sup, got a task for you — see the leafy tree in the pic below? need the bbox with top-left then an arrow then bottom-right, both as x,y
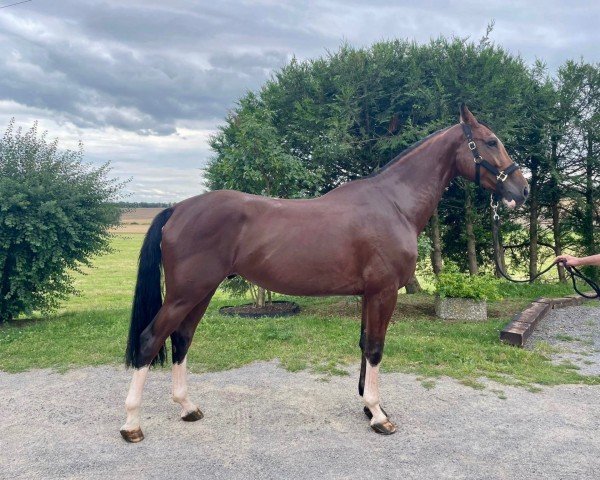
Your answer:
0,121 -> 123,322
206,93 -> 322,198
208,34 -> 600,283
555,61 -> 600,280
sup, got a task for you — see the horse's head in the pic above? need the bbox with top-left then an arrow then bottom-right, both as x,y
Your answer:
456,104 -> 529,209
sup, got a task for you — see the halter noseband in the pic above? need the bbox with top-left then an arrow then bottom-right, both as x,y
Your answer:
461,123 -> 520,193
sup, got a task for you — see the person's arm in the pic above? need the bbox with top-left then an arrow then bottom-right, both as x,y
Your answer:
554,254 -> 600,267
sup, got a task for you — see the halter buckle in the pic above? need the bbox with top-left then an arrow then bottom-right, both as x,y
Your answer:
497,171 -> 508,182
468,141 -> 477,151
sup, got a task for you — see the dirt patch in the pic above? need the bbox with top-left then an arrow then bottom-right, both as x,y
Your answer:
220,300 -> 301,318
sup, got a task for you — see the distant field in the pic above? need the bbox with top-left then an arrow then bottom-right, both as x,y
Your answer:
111,207 -> 164,234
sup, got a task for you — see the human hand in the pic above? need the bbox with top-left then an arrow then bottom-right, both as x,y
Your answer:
554,254 -> 580,267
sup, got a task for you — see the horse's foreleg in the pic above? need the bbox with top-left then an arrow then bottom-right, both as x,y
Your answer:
362,286 -> 398,435
120,366 -> 149,442
358,298 -> 367,396
364,363 -> 393,432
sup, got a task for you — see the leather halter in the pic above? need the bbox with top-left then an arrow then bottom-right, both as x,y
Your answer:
461,123 -> 520,193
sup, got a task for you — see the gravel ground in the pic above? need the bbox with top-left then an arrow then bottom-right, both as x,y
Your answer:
1,356 -> 599,480
527,303 -> 600,375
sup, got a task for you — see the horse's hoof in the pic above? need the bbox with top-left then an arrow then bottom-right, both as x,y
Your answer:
181,408 -> 204,422
120,428 -> 144,443
371,420 -> 397,435
363,406 -> 389,420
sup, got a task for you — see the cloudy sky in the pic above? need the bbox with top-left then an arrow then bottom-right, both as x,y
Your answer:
1,0 -> 598,202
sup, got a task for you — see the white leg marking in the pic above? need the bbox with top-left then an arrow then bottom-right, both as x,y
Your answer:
172,356 -> 199,417
121,366 -> 149,432
363,362 -> 387,425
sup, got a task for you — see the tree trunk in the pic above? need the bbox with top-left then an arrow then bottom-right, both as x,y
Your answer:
429,209 -> 443,275
405,274 -> 422,294
465,186 -> 478,275
549,139 -> 566,282
529,157 -> 539,282
583,132 -> 597,281
248,284 -> 258,306
551,201 -> 566,282
256,287 -> 266,308
583,133 -> 595,254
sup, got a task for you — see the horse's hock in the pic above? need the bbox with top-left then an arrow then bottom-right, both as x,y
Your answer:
435,297 -> 487,321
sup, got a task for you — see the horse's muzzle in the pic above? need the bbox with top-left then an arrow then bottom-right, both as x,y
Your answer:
500,180 -> 529,208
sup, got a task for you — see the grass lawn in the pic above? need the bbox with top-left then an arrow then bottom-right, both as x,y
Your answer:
0,234 -> 598,392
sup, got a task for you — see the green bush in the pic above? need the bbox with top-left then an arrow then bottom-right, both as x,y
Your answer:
434,266 -> 502,301
0,121 -> 123,322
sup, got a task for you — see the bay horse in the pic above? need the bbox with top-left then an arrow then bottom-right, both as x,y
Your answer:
120,105 -> 529,442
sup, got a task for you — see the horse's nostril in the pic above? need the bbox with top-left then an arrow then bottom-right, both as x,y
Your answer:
523,187 -> 529,197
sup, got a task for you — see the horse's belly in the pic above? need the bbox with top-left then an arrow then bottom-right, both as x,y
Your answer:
246,273 -> 363,297
236,252 -> 364,296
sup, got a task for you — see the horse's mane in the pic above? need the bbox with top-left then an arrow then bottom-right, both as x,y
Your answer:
365,126 -> 452,178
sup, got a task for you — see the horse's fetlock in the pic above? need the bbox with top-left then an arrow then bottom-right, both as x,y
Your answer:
363,391 -> 379,409
172,387 -> 188,404
125,398 -> 139,413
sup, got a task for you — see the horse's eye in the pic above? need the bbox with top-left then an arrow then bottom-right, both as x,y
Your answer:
487,139 -> 498,147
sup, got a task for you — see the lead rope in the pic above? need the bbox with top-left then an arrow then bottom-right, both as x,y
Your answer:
490,195 -> 600,298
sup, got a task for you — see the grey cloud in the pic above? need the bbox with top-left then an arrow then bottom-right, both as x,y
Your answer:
4,0 -> 597,136
0,1 -> 307,135
210,51 -> 289,73
0,0 -> 598,201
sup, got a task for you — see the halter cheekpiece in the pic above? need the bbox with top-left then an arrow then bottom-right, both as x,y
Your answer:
461,123 -> 520,194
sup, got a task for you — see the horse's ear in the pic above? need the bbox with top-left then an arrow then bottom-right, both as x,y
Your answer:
459,103 -> 479,126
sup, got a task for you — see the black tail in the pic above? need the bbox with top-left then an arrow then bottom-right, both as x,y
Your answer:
125,208 -> 174,368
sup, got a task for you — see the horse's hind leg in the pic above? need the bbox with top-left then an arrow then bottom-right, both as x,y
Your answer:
170,289 -> 216,421
120,298 -> 197,442
121,366 -> 150,442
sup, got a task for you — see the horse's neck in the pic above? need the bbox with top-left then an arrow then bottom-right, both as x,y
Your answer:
374,125 -> 461,233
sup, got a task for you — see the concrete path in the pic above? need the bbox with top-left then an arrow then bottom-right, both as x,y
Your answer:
528,303 -> 600,375
1,356 -> 599,480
